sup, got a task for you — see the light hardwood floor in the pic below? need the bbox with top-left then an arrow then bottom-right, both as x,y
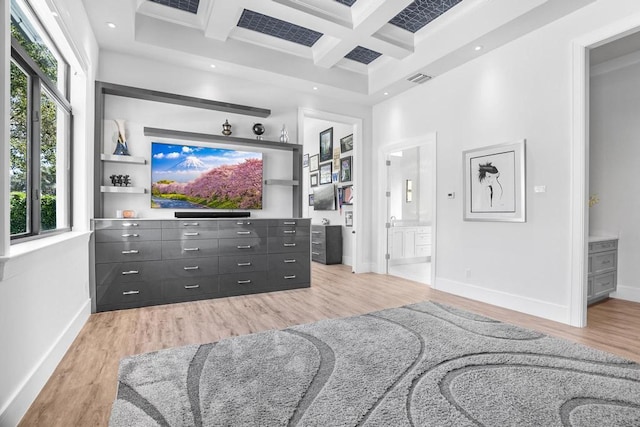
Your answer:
19,263 -> 640,426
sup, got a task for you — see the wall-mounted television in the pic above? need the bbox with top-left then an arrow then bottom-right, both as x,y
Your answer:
151,142 -> 263,209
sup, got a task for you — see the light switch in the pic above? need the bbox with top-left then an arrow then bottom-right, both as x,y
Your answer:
534,185 -> 546,193
447,192 -> 455,199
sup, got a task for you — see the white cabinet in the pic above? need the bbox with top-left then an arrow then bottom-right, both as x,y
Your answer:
390,226 -> 431,261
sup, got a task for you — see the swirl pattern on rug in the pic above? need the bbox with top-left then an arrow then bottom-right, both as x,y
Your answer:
109,301 -> 640,426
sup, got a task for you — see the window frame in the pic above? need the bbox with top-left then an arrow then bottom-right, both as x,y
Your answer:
10,30 -> 72,242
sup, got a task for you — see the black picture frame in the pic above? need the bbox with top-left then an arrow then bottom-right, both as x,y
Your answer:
340,134 -> 353,153
310,173 -> 318,187
319,162 -> 332,185
308,194 -> 314,206
319,128 -> 333,162
340,156 -> 352,182
309,154 -> 319,172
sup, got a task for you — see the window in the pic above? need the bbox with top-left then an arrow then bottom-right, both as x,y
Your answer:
10,0 -> 71,240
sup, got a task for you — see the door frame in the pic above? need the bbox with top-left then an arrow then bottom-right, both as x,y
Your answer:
378,133 -> 437,286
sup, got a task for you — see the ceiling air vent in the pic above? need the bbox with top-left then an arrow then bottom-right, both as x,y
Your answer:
407,73 -> 432,84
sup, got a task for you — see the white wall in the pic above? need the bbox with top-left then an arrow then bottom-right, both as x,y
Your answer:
302,118 -> 354,264
373,0 -> 640,324
590,58 -> 640,302
0,0 -> 98,425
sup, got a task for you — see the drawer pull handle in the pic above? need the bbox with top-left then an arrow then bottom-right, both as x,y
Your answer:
284,243 -> 296,247
121,233 -> 139,238
236,221 -> 251,225
312,242 -> 321,245
312,231 -> 321,234
183,222 -> 199,226
183,266 -> 200,271
237,262 -> 252,266
123,223 -> 139,227
284,230 -> 296,234
284,259 -> 296,263
184,232 -> 199,236
237,231 -> 251,235
184,284 -> 200,289
312,252 -> 320,255
184,247 -> 200,252
237,245 -> 252,249
123,290 -> 140,295
284,221 -> 296,225
237,280 -> 252,284
602,260 -> 611,264
122,250 -> 139,254
284,275 -> 296,280
121,270 -> 139,275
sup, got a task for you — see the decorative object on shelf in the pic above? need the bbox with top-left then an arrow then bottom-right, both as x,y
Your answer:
345,210 -> 353,227
310,173 -> 318,187
319,162 -> 332,185
463,139 -> 526,222
340,134 -> 353,153
222,119 -> 232,136
122,209 -> 137,218
252,123 -> 265,140
109,174 -> 132,186
279,124 -> 289,143
589,194 -> 599,207
322,218 -> 330,225
309,154 -> 319,171
116,210 -> 124,219
112,119 -> 130,156
319,127 -> 333,162
340,156 -> 352,182
303,154 -> 309,168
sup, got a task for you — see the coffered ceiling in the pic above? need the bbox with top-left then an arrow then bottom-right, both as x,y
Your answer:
82,0 -> 596,103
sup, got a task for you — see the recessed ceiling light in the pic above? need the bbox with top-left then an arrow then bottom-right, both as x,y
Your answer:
384,92 -> 389,96
474,45 -> 483,51
313,87 -> 318,91
210,64 -> 216,69
51,11 -> 58,17
107,22 -> 116,29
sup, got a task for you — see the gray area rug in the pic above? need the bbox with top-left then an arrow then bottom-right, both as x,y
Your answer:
109,301 -> 640,426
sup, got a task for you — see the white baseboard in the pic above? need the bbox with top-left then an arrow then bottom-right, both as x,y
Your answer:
0,299 -> 90,427
611,285 -> 640,303
435,278 -> 570,324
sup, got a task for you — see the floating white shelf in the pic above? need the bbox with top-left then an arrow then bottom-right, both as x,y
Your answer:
101,154 -> 146,164
100,186 -> 147,194
264,179 -> 299,186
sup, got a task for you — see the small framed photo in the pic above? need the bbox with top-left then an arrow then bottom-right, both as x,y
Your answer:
308,194 -> 314,206
340,156 -> 352,182
319,162 -> 332,185
463,139 -> 526,222
340,134 -> 353,153
340,185 -> 353,205
319,128 -> 333,162
310,173 -> 318,187
345,210 -> 353,227
303,154 -> 309,168
309,154 -> 319,172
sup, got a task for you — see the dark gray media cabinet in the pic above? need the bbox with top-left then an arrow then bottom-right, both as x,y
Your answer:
90,218 -> 311,312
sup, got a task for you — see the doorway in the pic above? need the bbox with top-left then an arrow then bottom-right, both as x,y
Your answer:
381,135 -> 437,286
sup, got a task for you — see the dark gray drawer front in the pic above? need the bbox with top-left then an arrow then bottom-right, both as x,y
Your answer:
220,219 -> 268,227
311,239 -> 326,252
93,220 -> 161,231
162,220 -> 219,229
267,270 -> 310,287
268,236 -> 310,253
163,276 -> 218,298
96,242 -> 162,263
217,226 -> 268,239
268,253 -> 310,272
96,261 -> 166,286
218,254 -> 268,274
219,272 -> 269,296
162,240 -> 219,259
96,280 -> 161,308
267,219 -> 310,227
218,237 -> 267,254
95,229 -> 162,243
311,250 -> 327,263
589,240 -> 617,253
164,257 -> 218,277
162,228 -> 219,241
268,226 -> 310,238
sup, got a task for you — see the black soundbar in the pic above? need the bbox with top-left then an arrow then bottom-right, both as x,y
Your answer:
174,211 -> 250,219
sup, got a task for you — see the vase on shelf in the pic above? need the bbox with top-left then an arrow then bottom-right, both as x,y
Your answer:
252,123 -> 265,140
222,119 -> 232,136
279,124 -> 289,143
112,119 -> 130,156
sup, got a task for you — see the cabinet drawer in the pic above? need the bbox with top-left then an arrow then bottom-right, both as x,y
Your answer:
161,220 -> 218,229
592,272 -> 616,298
589,240 -> 617,253
163,276 -> 218,299
218,237 -> 267,254
96,242 -> 162,263
267,270 -> 310,288
415,244 -> 432,257
268,226 -> 310,238
93,220 -> 160,231
161,239 -> 219,259
268,219 -> 310,227
161,228 -> 219,241
163,257 -> 218,277
311,250 -> 326,263
587,277 -> 594,299
96,261 -> 165,286
268,253 -> 309,270
311,228 -> 326,238
311,239 -> 326,252
95,229 -> 162,243
217,226 -> 268,239
268,236 -> 310,253
219,272 -> 269,296
590,251 -> 616,274
268,254 -> 310,284
96,280 -> 161,308
415,233 -> 431,246
218,254 -> 268,274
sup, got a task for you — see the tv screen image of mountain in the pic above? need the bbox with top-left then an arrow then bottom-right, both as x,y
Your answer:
151,142 -> 263,210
